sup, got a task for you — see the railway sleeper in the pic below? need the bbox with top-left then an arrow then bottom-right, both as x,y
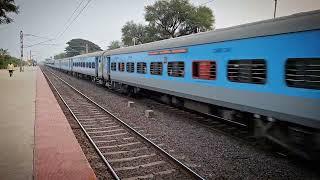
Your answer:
56,69 -> 320,160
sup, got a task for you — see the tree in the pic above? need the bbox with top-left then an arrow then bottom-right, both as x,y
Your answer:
54,52 -> 66,59
180,6 -> 215,35
0,48 -> 9,56
0,0 -> 19,24
121,21 -> 162,46
65,39 -> 102,57
0,49 -> 23,69
121,21 -> 147,46
145,0 -> 214,38
108,40 -> 121,50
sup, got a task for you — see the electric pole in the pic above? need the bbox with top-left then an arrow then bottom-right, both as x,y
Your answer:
86,44 -> 88,54
274,0 -> 278,19
20,30 -> 23,72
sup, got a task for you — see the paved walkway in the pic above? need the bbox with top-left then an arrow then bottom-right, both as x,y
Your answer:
0,66 -> 96,179
0,67 -> 36,180
35,67 -> 96,179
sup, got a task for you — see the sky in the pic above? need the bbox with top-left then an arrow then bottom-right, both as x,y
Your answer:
0,0 -> 319,61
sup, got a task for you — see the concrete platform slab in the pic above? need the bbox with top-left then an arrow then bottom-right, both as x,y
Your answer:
0,67 -> 36,180
35,68 -> 96,180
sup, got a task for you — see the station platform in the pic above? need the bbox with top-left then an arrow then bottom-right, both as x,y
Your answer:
0,67 -> 96,179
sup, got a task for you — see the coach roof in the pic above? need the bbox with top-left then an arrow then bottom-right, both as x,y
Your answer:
103,10 -> 320,56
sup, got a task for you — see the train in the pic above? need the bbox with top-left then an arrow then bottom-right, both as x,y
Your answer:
46,10 -> 320,159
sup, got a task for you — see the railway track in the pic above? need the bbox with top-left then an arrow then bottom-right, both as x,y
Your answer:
42,67 -> 204,180
46,67 -> 287,158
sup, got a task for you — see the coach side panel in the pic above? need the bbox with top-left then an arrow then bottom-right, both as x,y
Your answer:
109,30 -> 320,128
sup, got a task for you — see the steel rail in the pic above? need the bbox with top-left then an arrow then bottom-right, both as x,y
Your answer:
44,67 -> 205,180
41,68 -> 121,180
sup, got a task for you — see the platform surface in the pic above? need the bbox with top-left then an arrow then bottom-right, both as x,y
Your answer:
35,67 -> 96,180
0,67 -> 36,180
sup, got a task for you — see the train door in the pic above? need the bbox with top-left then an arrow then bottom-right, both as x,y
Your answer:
98,56 -> 104,79
95,56 -> 99,77
106,56 -> 111,80
70,58 -> 73,71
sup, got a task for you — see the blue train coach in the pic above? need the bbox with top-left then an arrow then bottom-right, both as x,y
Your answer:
48,10 -> 320,159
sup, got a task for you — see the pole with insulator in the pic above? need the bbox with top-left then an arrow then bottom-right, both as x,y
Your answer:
274,0 -> 278,19
20,30 -> 23,72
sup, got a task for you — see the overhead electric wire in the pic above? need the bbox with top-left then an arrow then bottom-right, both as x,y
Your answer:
59,0 -> 86,36
24,34 -> 54,40
25,39 -> 55,48
56,0 -> 93,39
25,0 -> 92,48
200,0 -> 214,6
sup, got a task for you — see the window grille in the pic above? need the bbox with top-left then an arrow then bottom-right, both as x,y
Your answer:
137,62 -> 147,74
111,62 -> 117,71
228,59 -> 266,84
126,62 -> 134,73
193,61 -> 216,80
286,58 -> 320,90
118,62 -> 125,71
150,62 -> 163,75
168,61 -> 184,77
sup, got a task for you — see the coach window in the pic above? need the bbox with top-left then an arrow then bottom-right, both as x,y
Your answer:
150,62 -> 163,75
137,62 -> 147,74
168,61 -> 184,77
89,62 -> 92,68
126,62 -> 134,73
111,62 -> 117,71
193,61 -> 216,80
92,62 -> 95,68
228,59 -> 266,84
285,58 -> 320,90
118,62 -> 125,72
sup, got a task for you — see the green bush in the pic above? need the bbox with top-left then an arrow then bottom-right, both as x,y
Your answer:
0,56 -> 25,69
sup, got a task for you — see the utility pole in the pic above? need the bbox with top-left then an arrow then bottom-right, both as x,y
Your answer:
20,30 -> 23,72
86,44 -> 88,54
274,0 -> 278,19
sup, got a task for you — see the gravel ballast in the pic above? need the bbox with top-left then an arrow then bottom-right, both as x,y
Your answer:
46,67 -> 319,179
